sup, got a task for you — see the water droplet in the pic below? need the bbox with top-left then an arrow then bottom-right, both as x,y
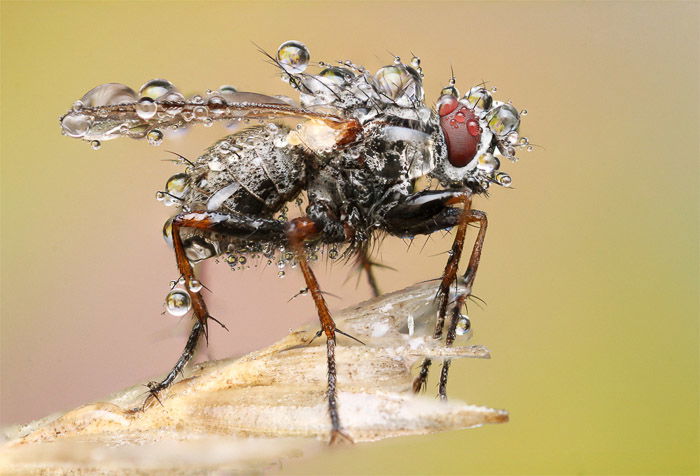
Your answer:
439,82 -> 460,99
139,79 -> 174,100
61,113 -> 91,138
156,191 -> 165,201
191,95 -> 204,104
165,289 -> 191,317
491,87 -> 498,92
72,100 -> 84,112
486,104 -> 520,137
220,85 -> 237,94
183,236 -> 217,262
277,271 -> 286,278
193,106 -> 209,120
188,279 -> 203,293
238,256 -> 247,265
147,129 -> 164,146
455,314 -> 471,336
393,56 -> 401,64
464,86 -> 493,112
277,40 -> 310,74
527,145 -> 533,152
164,173 -> 189,205
81,83 -> 137,107
90,140 -> 101,150
476,153 -> 500,173
135,97 -> 158,120
411,56 -> 421,68
162,217 -> 173,247
521,109 -> 528,116
328,248 -> 339,259
207,96 -> 226,116
162,92 -> 185,115
319,66 -> 355,86
494,171 -> 512,187
375,64 -> 421,102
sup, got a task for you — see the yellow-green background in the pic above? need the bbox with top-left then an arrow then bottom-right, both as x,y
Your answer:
1,1 -> 698,474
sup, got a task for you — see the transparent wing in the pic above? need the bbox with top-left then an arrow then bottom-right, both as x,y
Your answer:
59,83 -> 359,145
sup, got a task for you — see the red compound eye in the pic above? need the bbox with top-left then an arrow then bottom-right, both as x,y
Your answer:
439,105 -> 481,168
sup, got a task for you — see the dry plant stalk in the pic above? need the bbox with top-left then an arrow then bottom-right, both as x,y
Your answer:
0,281 -> 507,474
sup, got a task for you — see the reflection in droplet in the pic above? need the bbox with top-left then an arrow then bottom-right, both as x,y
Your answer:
165,289 -> 191,317
81,83 -> 137,107
277,40 -> 310,74
147,129 -> 164,146
486,104 -> 520,137
61,113 -> 91,138
135,97 -> 158,120
139,79 -> 174,100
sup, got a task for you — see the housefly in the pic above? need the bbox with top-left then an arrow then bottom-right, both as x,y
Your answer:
59,40 -> 529,443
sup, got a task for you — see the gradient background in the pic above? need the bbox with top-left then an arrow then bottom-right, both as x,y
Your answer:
1,1 -> 698,474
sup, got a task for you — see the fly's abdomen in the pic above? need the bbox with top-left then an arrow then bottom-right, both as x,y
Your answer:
185,125 -> 306,217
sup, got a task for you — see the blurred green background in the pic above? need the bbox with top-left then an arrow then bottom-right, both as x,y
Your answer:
1,1 -> 698,474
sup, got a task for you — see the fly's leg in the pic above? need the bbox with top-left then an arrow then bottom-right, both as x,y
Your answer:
382,190 -> 487,397
287,217 -> 352,445
144,212 -> 286,407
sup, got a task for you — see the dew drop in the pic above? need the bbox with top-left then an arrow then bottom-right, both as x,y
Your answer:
476,153 -> 500,173
188,279 -> 203,293
494,171 -> 512,187
72,100 -> 84,112
61,113 -> 91,138
319,66 -> 355,86
81,83 -> 137,107
527,145 -> 533,152
162,217 -> 173,247
277,271 -> 286,278
455,314 -> 471,336
238,256 -> 247,265
486,104 -> 520,138
464,86 -> 493,112
193,106 -> 209,120
90,140 -> 101,150
135,97 -> 158,120
139,79 -> 175,100
521,109 -> 528,116
165,289 -> 191,317
277,40 -> 310,74
147,129 -> 164,146
162,92 -> 185,115
328,248 -> 339,259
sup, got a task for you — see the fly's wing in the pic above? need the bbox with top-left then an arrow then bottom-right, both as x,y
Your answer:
59,83 -> 360,147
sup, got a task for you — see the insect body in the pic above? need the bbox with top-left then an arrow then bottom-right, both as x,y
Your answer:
59,40 -> 528,443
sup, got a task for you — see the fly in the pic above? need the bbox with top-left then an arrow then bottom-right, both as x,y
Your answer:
59,40 -> 530,444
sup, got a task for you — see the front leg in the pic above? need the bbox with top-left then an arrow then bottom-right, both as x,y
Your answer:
383,191 -> 488,397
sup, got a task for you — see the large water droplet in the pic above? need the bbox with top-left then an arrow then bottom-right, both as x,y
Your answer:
486,104 -> 520,137
165,289 -> 191,317
61,113 -> 91,138
476,153 -> 499,173
374,64 -> 422,105
135,97 -> 158,120
139,79 -> 174,100
81,83 -> 137,107
277,40 -> 310,74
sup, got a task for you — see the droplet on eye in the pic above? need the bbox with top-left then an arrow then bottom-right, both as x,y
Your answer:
165,289 -> 191,317
277,40 -> 310,74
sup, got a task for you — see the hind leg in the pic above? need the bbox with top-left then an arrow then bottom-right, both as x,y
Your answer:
144,212 -> 285,406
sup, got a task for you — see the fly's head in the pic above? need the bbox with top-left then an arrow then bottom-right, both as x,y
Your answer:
429,83 -> 529,193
